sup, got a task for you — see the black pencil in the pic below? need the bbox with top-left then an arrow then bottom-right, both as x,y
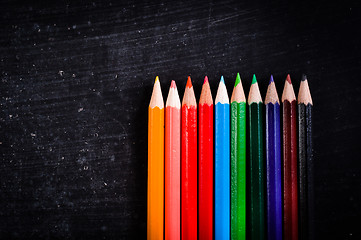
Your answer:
298,74 -> 314,240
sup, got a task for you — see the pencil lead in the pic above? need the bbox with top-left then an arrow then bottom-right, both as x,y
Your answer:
301,74 -> 307,81
252,74 -> 257,84
235,73 -> 241,86
220,76 -> 225,83
286,74 -> 292,84
269,75 -> 274,84
171,80 -> 176,88
204,76 -> 209,84
155,76 -> 159,83
186,76 -> 192,88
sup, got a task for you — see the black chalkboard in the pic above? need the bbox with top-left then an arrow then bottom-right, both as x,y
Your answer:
1,0 -> 361,239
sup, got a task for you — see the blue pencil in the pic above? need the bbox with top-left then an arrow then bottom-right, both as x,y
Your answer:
215,76 -> 230,239
265,75 -> 282,240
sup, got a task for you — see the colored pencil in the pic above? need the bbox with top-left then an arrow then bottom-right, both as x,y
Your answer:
265,75 -> 282,240
230,73 -> 246,240
148,76 -> 164,240
247,74 -> 265,240
282,74 -> 298,240
181,77 -> 197,240
165,80 -> 181,240
298,74 -> 314,240
215,76 -> 230,240
198,76 -> 213,240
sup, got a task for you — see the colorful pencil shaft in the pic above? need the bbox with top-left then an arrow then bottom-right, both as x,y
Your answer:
282,74 -> 298,240
230,73 -> 246,240
148,76 -> 164,240
298,75 -> 314,240
247,74 -> 265,240
215,76 -> 230,240
198,77 -> 213,240
181,77 -> 197,240
165,80 -> 181,240
265,76 -> 282,240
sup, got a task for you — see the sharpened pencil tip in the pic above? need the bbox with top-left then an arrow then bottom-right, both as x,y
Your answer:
269,75 -> 274,84
186,76 -> 192,88
252,74 -> 257,84
170,80 -> 176,88
235,73 -> 241,86
301,74 -> 307,81
220,76 -> 225,83
204,76 -> 208,84
286,74 -> 292,84
155,76 -> 159,82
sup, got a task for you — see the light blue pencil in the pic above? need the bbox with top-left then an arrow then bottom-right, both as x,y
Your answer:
215,76 -> 230,239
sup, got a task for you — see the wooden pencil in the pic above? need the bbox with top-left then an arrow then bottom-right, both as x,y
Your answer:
298,74 -> 314,240
282,74 -> 298,240
148,76 -> 164,240
165,80 -> 181,240
215,76 -> 230,240
181,76 -> 197,240
247,74 -> 265,240
198,76 -> 213,240
265,75 -> 282,240
230,73 -> 246,240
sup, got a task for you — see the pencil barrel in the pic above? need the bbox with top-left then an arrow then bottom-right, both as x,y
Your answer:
248,102 -> 265,240
231,102 -> 246,240
215,102 -> 230,239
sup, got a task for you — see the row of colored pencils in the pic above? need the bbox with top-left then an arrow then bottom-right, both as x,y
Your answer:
148,74 -> 313,240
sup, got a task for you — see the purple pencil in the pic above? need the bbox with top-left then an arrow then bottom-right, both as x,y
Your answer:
265,75 -> 282,240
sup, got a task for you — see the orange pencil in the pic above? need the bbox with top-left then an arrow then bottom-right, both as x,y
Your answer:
165,80 -> 181,240
147,76 -> 164,240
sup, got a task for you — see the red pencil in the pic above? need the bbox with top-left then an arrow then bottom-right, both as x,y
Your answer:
165,80 -> 181,240
198,76 -> 213,240
282,74 -> 298,240
181,76 -> 197,239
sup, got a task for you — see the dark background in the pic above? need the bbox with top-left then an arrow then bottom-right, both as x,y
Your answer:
1,0 -> 361,239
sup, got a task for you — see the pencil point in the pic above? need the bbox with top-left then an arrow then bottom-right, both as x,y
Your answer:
204,76 -> 209,84
282,75 -> 296,102
301,74 -> 307,81
171,80 -> 176,88
220,76 -> 225,83
269,75 -> 274,84
235,73 -> 241,86
252,74 -> 257,84
286,74 -> 292,84
298,76 -> 313,105
150,76 -> 164,108
186,76 -> 192,88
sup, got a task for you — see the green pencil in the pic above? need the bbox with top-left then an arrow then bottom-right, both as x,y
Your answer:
247,74 -> 265,240
231,73 -> 246,240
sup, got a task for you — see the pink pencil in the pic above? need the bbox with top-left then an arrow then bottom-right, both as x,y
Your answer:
165,80 -> 181,240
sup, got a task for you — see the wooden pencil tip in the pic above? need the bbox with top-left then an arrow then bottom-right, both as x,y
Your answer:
265,78 -> 279,104
286,74 -> 292,84
282,76 -> 296,102
204,76 -> 209,84
186,76 -> 192,88
298,77 -> 313,105
155,76 -> 159,83
149,76 -> 164,108
170,80 -> 176,88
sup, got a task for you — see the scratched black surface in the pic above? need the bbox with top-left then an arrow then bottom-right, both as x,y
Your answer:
1,0 -> 361,239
